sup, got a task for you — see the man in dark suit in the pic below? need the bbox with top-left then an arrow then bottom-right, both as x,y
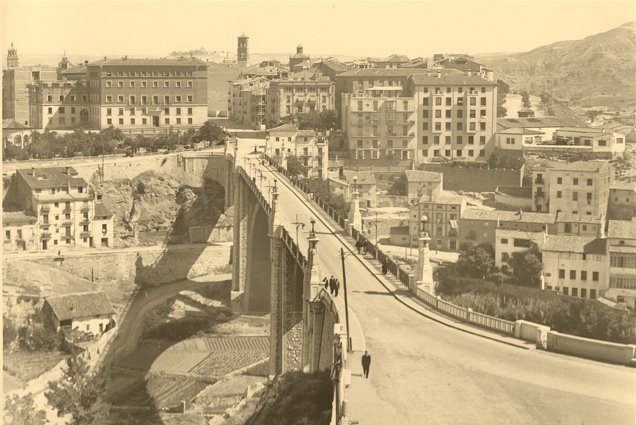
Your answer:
361,351 -> 371,378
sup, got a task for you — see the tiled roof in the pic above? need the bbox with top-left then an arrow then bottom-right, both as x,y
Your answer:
540,160 -> 609,172
45,292 -> 115,322
16,167 -> 88,190
405,170 -> 442,183
338,68 -> 446,78
495,185 -> 532,198
608,219 -> 636,240
241,66 -> 281,76
373,54 -> 410,63
297,129 -> 317,137
610,181 -> 636,191
419,190 -> 464,205
461,208 -> 555,224
2,211 -> 37,225
89,58 -> 206,67
497,128 -> 545,135
3,119 -> 30,130
61,65 -> 86,75
497,116 -> 568,129
342,170 -> 376,186
318,60 -> 348,72
543,235 -> 606,254
269,124 -> 297,133
556,212 -> 603,224
390,226 -> 410,235
94,202 -> 113,219
409,73 -> 496,86
555,127 -> 609,134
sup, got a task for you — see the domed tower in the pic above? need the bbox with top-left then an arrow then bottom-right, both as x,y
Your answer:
7,42 -> 19,69
57,51 -> 71,79
237,33 -> 249,67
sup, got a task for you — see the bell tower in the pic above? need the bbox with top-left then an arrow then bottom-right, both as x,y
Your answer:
237,33 -> 249,67
7,42 -> 19,69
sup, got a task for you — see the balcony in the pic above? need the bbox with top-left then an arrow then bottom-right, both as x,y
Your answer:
80,219 -> 90,226
40,206 -> 50,214
534,178 -> 544,185
40,222 -> 50,228
62,207 -> 72,213
41,232 -> 52,240
81,206 -> 90,213
535,191 -> 545,198
62,234 -> 73,241
80,231 -> 91,239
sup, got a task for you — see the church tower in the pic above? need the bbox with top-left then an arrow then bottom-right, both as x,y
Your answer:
237,33 -> 249,67
57,51 -> 71,79
7,42 -> 19,69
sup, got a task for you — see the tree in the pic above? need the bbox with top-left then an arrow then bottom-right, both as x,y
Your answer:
388,174 -> 407,196
496,79 -> 510,117
45,356 -> 109,425
4,394 -> 47,425
286,155 -> 306,177
521,91 -> 531,108
298,110 -> 339,132
194,120 -> 227,144
456,242 -> 496,279
4,145 -> 26,160
508,243 -> 543,287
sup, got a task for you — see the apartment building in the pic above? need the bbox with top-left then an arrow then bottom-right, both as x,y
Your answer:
265,124 -> 328,179
607,219 -> 636,308
409,191 -> 465,251
532,160 -> 612,216
495,228 -> 546,271
27,57 -> 208,133
341,87 -> 416,162
554,212 -> 604,237
404,70 -> 497,163
405,170 -> 443,204
266,69 -> 335,126
3,167 -> 113,251
228,77 -> 269,128
608,181 -> 636,220
328,170 -> 377,208
542,235 -> 608,299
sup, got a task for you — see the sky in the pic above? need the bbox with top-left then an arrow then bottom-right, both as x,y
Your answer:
1,1 -> 634,61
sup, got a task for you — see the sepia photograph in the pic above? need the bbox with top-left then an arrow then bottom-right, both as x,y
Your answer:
1,1 -> 635,424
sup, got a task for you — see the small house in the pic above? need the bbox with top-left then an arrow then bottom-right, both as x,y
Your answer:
43,291 -> 115,336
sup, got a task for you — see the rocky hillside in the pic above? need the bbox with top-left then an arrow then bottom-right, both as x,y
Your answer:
97,170 -> 227,246
477,22 -> 636,109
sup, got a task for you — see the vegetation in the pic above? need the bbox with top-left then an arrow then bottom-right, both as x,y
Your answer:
434,274 -> 636,344
521,91 -> 531,108
387,174 -> 407,196
45,355 -> 110,425
455,242 -> 497,280
418,154 -> 525,171
286,155 -> 306,177
298,110 -> 339,132
4,394 -> 47,425
508,243 -> 543,288
4,310 -> 71,354
302,178 -> 349,218
496,79 -> 510,117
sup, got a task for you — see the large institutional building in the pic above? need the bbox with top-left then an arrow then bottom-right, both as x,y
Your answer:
25,57 -> 208,134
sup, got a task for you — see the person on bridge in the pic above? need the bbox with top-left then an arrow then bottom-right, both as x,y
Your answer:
329,276 -> 336,295
333,278 -> 340,297
323,276 -> 329,289
361,351 -> 371,378
382,262 -> 388,275
355,240 -> 363,254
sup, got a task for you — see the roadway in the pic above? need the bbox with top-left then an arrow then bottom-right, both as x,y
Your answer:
239,151 -> 636,425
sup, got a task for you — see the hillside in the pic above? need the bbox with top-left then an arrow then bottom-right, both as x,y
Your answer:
477,22 -> 636,110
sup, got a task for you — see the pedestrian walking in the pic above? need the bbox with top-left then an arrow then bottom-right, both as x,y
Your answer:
355,240 -> 362,254
322,276 -> 329,289
361,351 -> 371,378
334,279 -> 340,297
329,276 -> 336,295
382,262 -> 388,275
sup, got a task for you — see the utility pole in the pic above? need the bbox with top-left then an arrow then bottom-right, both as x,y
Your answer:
292,214 -> 305,244
339,247 -> 352,352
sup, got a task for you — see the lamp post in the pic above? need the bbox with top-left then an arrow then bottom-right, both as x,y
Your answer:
339,247 -> 353,352
292,214 -> 305,245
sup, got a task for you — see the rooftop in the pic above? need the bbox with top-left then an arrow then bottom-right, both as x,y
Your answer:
45,291 -> 115,322
338,68 -> 447,78
543,235 -> 606,254
94,202 -> 113,219
297,129 -> 318,137
61,65 -> 87,75
611,181 -> 636,191
317,59 -> 349,73
2,210 -> 37,225
608,219 -> 636,240
418,190 -> 465,205
497,116 -> 568,130
16,167 -> 88,190
405,170 -> 442,183
372,54 -> 410,64
3,118 -> 30,130
497,128 -> 545,135
461,208 -> 556,224
88,57 -> 207,67
409,73 -> 496,86
269,123 -> 297,133
342,170 -> 376,186
555,127 -> 611,134
495,185 -> 532,198
538,160 -> 610,172
556,212 -> 603,224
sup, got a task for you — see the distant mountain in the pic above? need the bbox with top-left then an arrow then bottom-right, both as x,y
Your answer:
477,22 -> 636,109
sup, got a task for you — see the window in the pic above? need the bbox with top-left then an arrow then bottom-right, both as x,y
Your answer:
187,107 -> 193,115
573,178 -> 578,185
107,118 -> 112,125
153,81 -> 158,87
592,272 -> 599,281
557,177 -> 562,184
130,81 -> 135,88
556,191 -> 562,198
480,136 -> 485,145
118,95 -> 124,103
501,238 -> 508,244
106,81 -> 112,88
422,136 -> 428,145
570,270 -> 576,280
581,271 -> 587,281
153,96 -> 159,104
445,122 -> 451,131
48,107 -> 52,114
118,108 -> 124,116
456,149 -> 462,157
422,122 -> 428,130
164,107 -> 170,115
119,118 -> 124,125
457,136 -> 463,144
435,110 -> 442,119
129,95 -> 136,104
422,98 -> 429,106
176,81 -> 181,88
479,122 -> 486,131
117,81 -> 123,88
457,122 -> 463,131
480,97 -> 486,106
445,97 -> 451,106
175,95 -> 182,103
573,192 -> 578,201
165,117 -> 170,125
563,287 -> 569,296
164,81 -> 170,87
559,269 -> 565,279
587,179 -> 593,186
47,95 -> 53,102
468,149 -> 474,157
164,95 -> 170,104
142,118 -> 148,125
106,95 -> 112,102
188,117 -> 193,124
187,95 -> 193,103
141,81 -> 147,88
106,108 -> 112,116
187,81 -> 193,88
176,117 -> 181,124
457,110 -> 463,118
434,136 -> 440,144
572,288 -> 578,297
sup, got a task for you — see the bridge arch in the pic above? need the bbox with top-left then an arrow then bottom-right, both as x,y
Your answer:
244,202 -> 271,313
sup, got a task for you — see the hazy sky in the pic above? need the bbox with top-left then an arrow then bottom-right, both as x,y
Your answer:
1,1 -> 634,60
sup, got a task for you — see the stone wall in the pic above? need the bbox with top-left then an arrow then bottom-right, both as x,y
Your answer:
30,245 -> 231,287
419,163 -> 523,192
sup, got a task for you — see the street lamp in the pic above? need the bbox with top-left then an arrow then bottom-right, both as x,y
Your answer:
339,247 -> 353,352
292,214 -> 305,244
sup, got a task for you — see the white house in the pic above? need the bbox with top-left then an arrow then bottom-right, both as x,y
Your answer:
43,291 -> 115,336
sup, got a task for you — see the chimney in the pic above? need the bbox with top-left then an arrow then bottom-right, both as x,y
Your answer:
297,45 -> 303,54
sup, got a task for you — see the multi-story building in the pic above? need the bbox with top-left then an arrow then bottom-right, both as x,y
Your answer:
312,59 -> 349,82
328,170 -> 377,208
3,166 -> 114,251
3,211 -> 38,252
495,228 -> 546,271
265,124 -> 328,179
405,170 -> 443,204
542,235 -> 608,299
459,209 -> 556,249
266,69 -> 335,126
608,181 -> 636,220
228,77 -> 269,129
532,160 -> 612,216
368,54 -> 410,69
341,86 -> 416,162
554,212 -> 604,237
404,70 -> 497,163
409,191 -> 465,251
607,219 -> 636,308
27,57 -> 208,133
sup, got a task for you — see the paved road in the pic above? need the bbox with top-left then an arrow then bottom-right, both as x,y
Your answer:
241,154 -> 636,425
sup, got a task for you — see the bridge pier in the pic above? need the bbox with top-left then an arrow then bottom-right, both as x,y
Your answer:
232,172 -> 248,295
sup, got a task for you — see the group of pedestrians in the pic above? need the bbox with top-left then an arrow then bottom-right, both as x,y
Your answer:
322,275 -> 341,297
355,240 -> 369,255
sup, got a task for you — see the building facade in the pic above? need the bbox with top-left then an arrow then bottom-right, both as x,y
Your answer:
265,124 -> 328,179
3,166 -> 114,251
328,170 -> 377,208
405,170 -> 443,204
607,219 -> 636,308
43,291 -> 115,335
608,181 -> 636,220
409,191 -> 465,251
404,70 -> 497,163
532,160 -> 612,216
495,228 -> 546,271
341,87 -> 416,162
